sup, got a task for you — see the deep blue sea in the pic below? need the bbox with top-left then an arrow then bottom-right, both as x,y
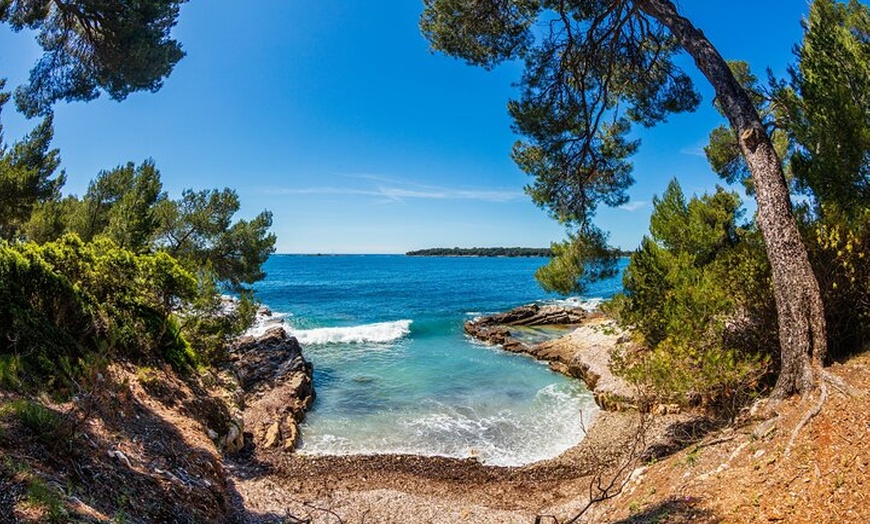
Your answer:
252,255 -> 627,466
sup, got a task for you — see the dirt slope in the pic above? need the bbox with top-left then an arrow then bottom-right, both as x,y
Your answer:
586,351 -> 869,524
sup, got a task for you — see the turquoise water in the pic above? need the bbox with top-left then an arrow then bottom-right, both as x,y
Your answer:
253,255 -> 627,466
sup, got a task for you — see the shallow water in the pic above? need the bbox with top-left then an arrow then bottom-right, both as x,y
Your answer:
253,255 -> 626,466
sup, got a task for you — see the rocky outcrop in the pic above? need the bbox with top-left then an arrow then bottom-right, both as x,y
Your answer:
465,303 -> 595,352
467,303 -> 591,330
533,319 -> 636,411
228,326 -> 315,453
466,305 -> 636,411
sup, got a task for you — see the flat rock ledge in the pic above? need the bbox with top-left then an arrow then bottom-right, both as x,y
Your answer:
465,305 -> 636,411
229,326 -> 315,453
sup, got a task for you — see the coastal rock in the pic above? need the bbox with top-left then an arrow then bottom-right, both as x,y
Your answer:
283,419 -> 300,451
222,415 -> 245,453
465,303 -> 594,353
465,305 -> 636,411
533,319 -> 637,411
228,326 -> 315,453
263,422 -> 281,448
467,303 -> 590,330
230,326 -> 311,392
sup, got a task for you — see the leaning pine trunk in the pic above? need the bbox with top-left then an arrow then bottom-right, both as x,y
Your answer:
634,0 -> 827,398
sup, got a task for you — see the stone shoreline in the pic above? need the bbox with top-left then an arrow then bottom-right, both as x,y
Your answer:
228,322 -> 316,454
227,303 -> 693,522
464,304 -> 637,411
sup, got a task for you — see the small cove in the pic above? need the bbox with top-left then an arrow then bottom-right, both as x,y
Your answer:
253,255 -> 627,466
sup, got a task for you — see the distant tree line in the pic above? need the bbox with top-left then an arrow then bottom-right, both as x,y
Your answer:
406,246 -> 634,257
406,247 -> 552,257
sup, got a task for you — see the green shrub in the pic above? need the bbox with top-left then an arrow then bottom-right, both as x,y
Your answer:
615,340 -> 769,420
0,231 -> 265,391
178,269 -> 257,367
614,180 -> 775,415
25,476 -> 68,523
0,355 -> 23,390
804,206 -> 870,358
157,315 -> 198,372
2,400 -> 61,443
0,234 -> 200,388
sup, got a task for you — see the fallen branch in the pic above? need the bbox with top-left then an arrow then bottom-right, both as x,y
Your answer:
301,501 -> 344,524
538,408 -> 651,524
696,434 -> 737,450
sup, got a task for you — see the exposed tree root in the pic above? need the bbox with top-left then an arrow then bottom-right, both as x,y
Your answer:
784,379 -> 827,458
821,369 -> 866,398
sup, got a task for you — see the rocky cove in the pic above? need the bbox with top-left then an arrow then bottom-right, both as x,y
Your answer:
231,302 -> 636,459
463,303 -> 637,412
217,302 -> 692,523
226,304 -> 870,524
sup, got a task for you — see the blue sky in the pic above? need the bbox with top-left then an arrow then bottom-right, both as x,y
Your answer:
0,1 -> 811,253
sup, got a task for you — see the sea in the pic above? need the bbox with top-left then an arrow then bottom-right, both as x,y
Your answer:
251,254 -> 627,466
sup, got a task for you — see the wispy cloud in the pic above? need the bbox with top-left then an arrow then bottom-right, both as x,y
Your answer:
262,178 -> 525,203
619,201 -> 647,211
680,145 -> 707,158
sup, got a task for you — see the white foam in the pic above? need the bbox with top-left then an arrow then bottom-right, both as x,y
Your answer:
292,320 -> 412,345
544,296 -> 604,312
298,383 -> 600,467
245,311 -> 292,337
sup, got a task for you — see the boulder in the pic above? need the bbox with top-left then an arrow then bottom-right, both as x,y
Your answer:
532,319 -> 636,411
465,303 -> 595,350
467,303 -> 590,330
222,415 -> 245,453
227,326 -> 315,453
283,419 -> 300,451
263,422 -> 281,448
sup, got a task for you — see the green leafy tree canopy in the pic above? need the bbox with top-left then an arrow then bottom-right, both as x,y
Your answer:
0,0 -> 187,116
421,0 -> 830,399
156,187 -> 276,292
69,159 -> 166,252
0,80 -> 63,239
784,0 -> 870,214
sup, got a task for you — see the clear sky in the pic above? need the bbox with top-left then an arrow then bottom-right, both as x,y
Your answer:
0,1 -> 812,253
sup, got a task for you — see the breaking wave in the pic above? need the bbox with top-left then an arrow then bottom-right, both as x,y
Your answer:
292,320 -> 412,345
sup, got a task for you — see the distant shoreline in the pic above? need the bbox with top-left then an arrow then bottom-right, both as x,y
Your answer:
406,247 -> 552,257
269,250 -> 634,257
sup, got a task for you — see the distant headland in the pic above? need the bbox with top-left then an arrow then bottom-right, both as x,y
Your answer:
406,247 -> 552,257
406,247 -> 634,257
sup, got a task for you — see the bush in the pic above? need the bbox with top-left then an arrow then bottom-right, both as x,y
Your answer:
613,180 -> 775,416
0,234 -> 200,389
614,340 -> 769,421
0,355 -> 23,390
1,400 -> 61,443
804,206 -> 870,358
177,269 -> 257,367
25,477 -> 68,523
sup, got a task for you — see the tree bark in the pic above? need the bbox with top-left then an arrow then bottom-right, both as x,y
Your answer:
634,0 -> 827,398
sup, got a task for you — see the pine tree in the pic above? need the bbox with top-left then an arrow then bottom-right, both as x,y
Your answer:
421,0 -> 827,398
